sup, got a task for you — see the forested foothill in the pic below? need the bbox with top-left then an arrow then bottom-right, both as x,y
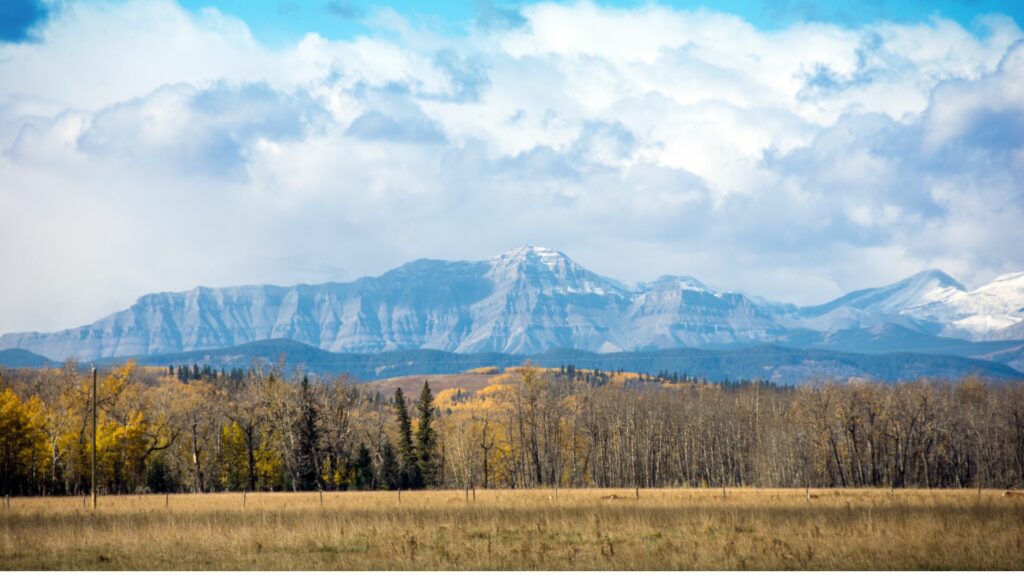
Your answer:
0,361 -> 1022,496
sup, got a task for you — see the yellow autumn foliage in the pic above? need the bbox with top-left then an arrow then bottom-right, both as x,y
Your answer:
0,388 -> 50,490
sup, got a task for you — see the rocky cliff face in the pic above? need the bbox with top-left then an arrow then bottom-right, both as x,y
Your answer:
1,246 -> 1021,361
0,247 -> 784,359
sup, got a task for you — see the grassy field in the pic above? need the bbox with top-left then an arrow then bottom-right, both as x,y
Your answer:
1,488 -> 1022,570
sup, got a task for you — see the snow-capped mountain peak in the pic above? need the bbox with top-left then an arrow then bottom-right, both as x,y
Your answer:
643,275 -> 717,294
802,268 -> 965,319
487,245 -> 628,296
1,247 -> 1022,361
906,270 -> 1024,340
491,245 -> 577,278
493,245 -> 567,269
975,272 -> 1024,304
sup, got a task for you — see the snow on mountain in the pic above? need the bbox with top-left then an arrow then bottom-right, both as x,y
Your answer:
787,270 -> 965,333
622,275 -> 787,349
905,272 -> 1024,340
1,246 -> 1022,361
801,269 -> 965,315
456,246 -> 631,353
991,320 -> 1024,341
788,269 -> 1024,342
485,245 -> 631,297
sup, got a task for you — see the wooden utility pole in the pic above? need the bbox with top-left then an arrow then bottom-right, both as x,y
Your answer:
91,365 -> 98,511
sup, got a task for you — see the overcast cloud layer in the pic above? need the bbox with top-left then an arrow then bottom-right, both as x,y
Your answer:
2,0 -> 1023,333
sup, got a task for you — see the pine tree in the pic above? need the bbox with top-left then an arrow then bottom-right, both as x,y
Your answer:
293,375 -> 320,490
415,380 -> 437,487
352,443 -> 373,490
393,388 -> 421,489
378,437 -> 399,489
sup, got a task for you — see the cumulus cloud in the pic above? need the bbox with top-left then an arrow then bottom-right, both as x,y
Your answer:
9,82 -> 329,179
1,0 -> 1023,333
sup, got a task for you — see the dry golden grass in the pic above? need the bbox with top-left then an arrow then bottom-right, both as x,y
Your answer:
1,488 -> 1022,570
366,373 -> 497,397
464,366 -> 501,375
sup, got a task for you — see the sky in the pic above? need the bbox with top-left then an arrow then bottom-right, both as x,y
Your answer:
1,0 -> 1023,334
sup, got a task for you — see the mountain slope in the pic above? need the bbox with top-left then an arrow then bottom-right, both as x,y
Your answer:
803,270 -> 965,316
0,348 -> 55,368
0,246 -> 786,359
790,270 -> 963,333
906,272 -> 1024,340
102,338 -> 1023,385
623,275 -> 789,349
2,246 -> 1022,362
791,270 -> 1024,342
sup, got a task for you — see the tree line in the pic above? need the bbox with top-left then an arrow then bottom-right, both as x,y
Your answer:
0,360 -> 1021,495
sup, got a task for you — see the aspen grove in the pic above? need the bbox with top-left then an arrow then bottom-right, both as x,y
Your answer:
1,361 -> 1022,496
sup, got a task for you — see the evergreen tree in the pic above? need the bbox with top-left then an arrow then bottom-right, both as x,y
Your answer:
414,380 -> 437,487
293,375 -> 321,490
146,456 -> 175,493
352,443 -> 373,490
378,437 -> 399,489
393,388 -> 421,488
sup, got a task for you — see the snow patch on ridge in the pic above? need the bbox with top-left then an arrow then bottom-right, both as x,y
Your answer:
1,246 -> 1023,359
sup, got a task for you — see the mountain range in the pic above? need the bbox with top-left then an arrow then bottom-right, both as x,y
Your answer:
2,246 -> 1023,375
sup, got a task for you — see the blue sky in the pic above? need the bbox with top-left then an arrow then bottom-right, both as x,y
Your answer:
171,0 -> 1024,46
1,0 -> 1023,333
6,1 -> 1022,47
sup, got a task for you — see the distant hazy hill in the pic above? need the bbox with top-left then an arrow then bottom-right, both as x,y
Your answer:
2,247 -> 1022,368
101,338 -> 1022,386
0,348 -> 54,368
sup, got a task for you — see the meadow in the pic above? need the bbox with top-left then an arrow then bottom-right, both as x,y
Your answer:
1,488 -> 1021,570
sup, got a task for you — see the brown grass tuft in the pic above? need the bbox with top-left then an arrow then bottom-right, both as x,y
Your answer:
1,488 -> 1021,570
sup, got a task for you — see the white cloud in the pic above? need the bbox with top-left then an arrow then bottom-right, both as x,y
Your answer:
1,0 -> 1023,333
1,1 -> 270,110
